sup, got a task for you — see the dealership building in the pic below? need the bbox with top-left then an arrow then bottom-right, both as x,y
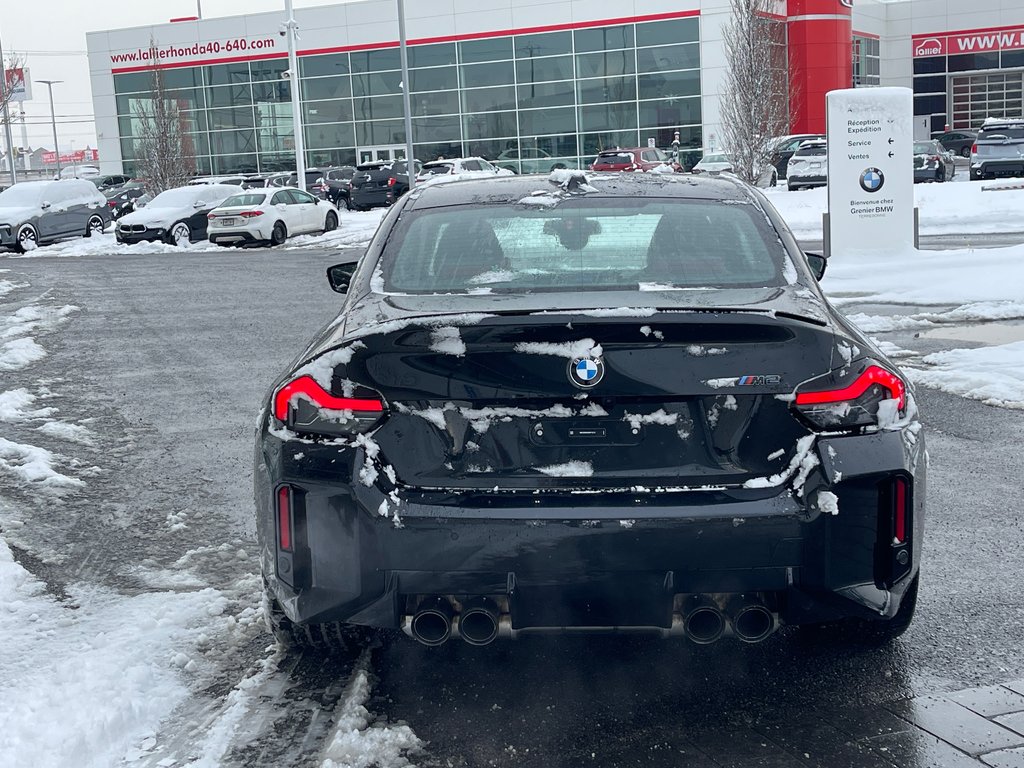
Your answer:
84,0 -> 1024,175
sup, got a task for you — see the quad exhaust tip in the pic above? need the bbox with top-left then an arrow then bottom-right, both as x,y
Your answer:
459,597 -> 500,646
684,605 -> 726,644
410,596 -> 453,646
732,603 -> 776,643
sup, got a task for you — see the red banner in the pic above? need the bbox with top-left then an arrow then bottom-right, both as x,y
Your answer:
42,149 -> 100,165
913,26 -> 1024,58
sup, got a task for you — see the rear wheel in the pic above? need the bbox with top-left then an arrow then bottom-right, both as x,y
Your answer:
342,195 -> 353,211
323,211 -> 338,234
263,583 -> 378,657
270,221 -> 287,246
936,167 -> 946,183
961,146 -> 971,158
85,214 -> 105,238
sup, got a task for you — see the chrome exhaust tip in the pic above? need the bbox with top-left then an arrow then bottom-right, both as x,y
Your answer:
732,603 -> 776,643
684,604 -> 726,644
459,597 -> 500,646
410,596 -> 453,646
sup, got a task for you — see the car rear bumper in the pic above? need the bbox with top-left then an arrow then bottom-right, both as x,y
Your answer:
351,189 -> 389,207
973,160 -> 1024,178
788,175 -> 827,187
914,168 -> 942,182
209,227 -> 265,245
257,425 -> 925,635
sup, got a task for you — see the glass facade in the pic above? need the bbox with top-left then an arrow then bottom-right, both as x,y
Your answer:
113,16 -> 702,175
852,35 -> 880,87
914,49 -> 1024,132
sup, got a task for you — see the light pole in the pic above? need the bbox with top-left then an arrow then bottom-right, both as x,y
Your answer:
38,79 -> 62,177
0,31 -> 19,184
397,0 -> 415,189
283,0 -> 306,189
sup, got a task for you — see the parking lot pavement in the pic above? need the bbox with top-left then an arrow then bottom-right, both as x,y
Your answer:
2,247 -> 1024,767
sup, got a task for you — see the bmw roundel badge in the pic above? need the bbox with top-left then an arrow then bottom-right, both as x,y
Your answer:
859,167 -> 885,193
569,356 -> 605,388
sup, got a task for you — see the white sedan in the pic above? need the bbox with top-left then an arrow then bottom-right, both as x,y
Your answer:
207,188 -> 340,247
416,157 -> 513,183
691,153 -> 734,175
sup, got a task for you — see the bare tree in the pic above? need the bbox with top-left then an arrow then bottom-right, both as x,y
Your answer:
1,53 -> 26,127
719,0 -> 790,184
133,40 -> 195,193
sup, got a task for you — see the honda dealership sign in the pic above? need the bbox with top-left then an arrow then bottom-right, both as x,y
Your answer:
826,87 -> 914,258
4,67 -> 31,101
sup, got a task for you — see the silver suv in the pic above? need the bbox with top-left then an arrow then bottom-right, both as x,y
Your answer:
969,118 -> 1024,181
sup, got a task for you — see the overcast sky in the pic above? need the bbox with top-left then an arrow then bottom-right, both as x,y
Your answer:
3,0 -> 355,152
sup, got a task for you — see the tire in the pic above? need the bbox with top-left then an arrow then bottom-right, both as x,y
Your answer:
788,183 -> 800,192
263,583 -> 378,657
168,221 -> 191,245
798,574 -> 919,646
961,146 -> 971,159
270,221 -> 287,246
550,162 -> 567,172
85,214 -> 105,238
323,211 -> 338,234
342,196 -> 353,211
769,169 -> 778,187
15,223 -> 38,252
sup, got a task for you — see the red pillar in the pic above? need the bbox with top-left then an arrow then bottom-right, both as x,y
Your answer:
787,0 -> 853,134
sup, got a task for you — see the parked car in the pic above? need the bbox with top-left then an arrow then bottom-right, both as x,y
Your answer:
58,165 -> 101,180
691,152 -> 733,175
416,157 -> 512,183
913,140 -> 956,183
258,173 -> 925,654
188,175 -> 247,186
765,134 -> 826,180
207,188 -> 339,247
495,147 -> 569,174
590,147 -> 672,172
90,174 -> 133,192
105,182 -> 148,220
0,179 -> 110,252
350,160 -> 421,210
321,166 -> 357,208
970,118 -> 1024,181
932,129 -> 976,158
115,184 -> 241,245
787,140 -> 828,190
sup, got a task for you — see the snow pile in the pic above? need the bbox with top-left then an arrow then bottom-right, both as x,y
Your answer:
0,436 -> 85,488
0,388 -> 56,423
1,304 -> 79,371
429,327 -> 466,357
0,537 -> 232,768
514,338 -> 602,359
904,341 -> 1024,409
536,460 -> 594,477
319,653 -> 422,768
0,337 -> 45,370
764,182 -> 1024,239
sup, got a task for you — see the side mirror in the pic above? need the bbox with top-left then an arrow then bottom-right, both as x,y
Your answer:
41,201 -> 51,210
804,251 -> 828,281
327,262 -> 358,294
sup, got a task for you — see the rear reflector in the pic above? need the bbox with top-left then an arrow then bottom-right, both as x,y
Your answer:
273,374 -> 384,422
277,486 -> 292,551
893,476 -> 908,544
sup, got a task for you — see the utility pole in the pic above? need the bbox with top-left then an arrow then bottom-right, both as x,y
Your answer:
38,79 -> 62,177
284,0 -> 306,190
397,0 -> 415,189
197,0 -> 203,19
0,31 -> 19,184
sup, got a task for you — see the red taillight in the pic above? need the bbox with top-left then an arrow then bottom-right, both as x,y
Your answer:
970,143 -> 977,155
893,477 -> 908,544
273,375 -> 383,422
240,210 -> 264,218
929,155 -> 940,163
388,177 -> 397,187
796,365 -> 906,410
277,486 -> 292,551
207,213 -> 216,220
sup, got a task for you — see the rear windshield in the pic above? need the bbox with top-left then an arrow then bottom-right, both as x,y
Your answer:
795,145 -> 826,157
979,126 -> 1024,140
701,154 -> 728,163
222,193 -> 267,207
913,142 -> 936,154
422,164 -> 454,176
381,198 -> 785,294
144,187 -> 206,207
595,152 -> 635,162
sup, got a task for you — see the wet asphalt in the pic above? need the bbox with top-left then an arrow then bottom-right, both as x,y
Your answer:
2,244 -> 1024,768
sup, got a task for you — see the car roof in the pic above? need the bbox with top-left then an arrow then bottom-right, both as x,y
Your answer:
403,172 -> 752,211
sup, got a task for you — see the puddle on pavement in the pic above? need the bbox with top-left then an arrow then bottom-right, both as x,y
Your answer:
922,322 -> 1024,345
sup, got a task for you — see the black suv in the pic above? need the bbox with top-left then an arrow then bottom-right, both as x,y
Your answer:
320,166 -> 357,208
350,160 -> 421,210
767,134 -> 826,180
970,119 -> 1024,180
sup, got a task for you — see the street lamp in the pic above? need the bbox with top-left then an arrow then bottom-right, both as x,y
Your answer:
397,0 -> 415,189
38,79 -> 63,177
282,0 -> 306,189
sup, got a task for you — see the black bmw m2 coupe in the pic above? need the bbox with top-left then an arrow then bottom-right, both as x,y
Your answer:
255,171 -> 925,653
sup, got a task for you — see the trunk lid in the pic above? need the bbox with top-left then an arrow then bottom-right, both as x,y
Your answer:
316,291 -> 835,491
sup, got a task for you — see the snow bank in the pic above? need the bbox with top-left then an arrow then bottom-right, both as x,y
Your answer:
905,341 -> 1024,409
0,537 -> 230,768
0,436 -> 84,488
319,653 -> 422,768
0,337 -> 46,370
765,182 -> 1024,239
0,388 -> 56,423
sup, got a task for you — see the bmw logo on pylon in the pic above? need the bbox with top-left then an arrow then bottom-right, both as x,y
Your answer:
568,356 -> 605,388
859,167 -> 885,193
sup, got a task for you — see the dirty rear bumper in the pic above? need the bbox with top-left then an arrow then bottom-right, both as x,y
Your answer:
256,427 -> 925,633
